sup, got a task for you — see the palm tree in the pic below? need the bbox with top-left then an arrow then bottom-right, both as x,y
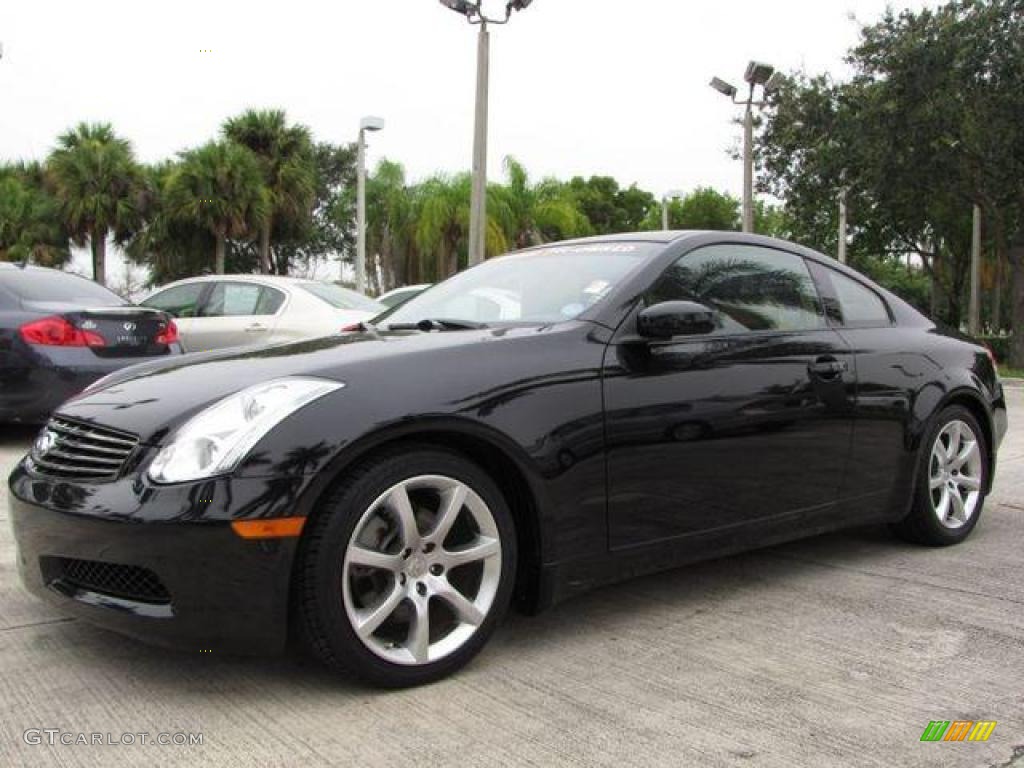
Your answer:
222,110 -> 316,274
414,174 -> 508,280
366,159 -> 417,289
490,157 -> 590,249
165,142 -> 269,274
46,123 -> 145,285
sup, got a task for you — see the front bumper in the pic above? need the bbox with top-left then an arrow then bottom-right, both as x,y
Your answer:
9,464 -> 304,655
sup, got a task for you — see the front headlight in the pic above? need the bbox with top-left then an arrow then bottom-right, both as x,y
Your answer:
148,377 -> 344,484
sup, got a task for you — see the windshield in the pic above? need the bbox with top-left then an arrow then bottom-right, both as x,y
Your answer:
300,282 -> 385,312
380,243 -> 656,328
0,269 -> 128,307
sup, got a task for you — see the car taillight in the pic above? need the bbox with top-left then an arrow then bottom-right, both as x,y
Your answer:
341,323 -> 363,333
19,316 -> 105,347
156,319 -> 179,345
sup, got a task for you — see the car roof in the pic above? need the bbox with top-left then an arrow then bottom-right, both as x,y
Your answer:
151,274 -> 339,291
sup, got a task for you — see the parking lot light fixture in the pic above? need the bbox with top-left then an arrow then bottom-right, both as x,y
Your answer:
357,116 -> 386,294
711,60 -> 778,233
439,0 -> 537,268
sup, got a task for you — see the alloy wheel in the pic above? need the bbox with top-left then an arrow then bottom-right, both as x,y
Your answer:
342,475 -> 502,666
929,420 -> 983,530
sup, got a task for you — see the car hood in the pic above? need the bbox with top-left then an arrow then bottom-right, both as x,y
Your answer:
55,326 -> 540,443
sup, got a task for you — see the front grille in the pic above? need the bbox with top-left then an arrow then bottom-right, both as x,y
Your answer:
50,557 -> 171,604
30,417 -> 138,481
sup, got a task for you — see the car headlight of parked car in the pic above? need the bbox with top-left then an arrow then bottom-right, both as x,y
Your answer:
148,377 -> 343,484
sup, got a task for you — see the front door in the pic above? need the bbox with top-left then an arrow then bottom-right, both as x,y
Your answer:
604,243 -> 857,550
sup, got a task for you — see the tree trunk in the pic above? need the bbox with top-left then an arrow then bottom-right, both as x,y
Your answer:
259,219 -> 272,274
215,236 -> 226,275
992,247 -> 1003,333
1009,231 -> 1024,369
92,229 -> 107,286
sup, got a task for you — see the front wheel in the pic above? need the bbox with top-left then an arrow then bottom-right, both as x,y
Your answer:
295,446 -> 516,687
892,405 -> 990,546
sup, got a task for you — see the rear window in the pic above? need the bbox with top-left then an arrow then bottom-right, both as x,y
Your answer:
0,269 -> 127,307
300,282 -> 385,312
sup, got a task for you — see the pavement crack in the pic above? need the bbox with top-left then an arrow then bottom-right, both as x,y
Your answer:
763,551 -> 1024,607
0,617 -> 76,633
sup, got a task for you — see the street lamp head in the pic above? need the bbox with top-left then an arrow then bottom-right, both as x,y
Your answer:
664,189 -> 686,201
744,60 -> 776,86
360,116 -> 386,133
508,0 -> 533,11
710,77 -> 738,99
763,71 -> 785,94
439,0 -> 478,16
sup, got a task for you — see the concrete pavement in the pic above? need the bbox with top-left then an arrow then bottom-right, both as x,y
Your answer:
0,391 -> 1021,767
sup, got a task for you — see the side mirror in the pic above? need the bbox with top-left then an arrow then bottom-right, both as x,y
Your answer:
637,301 -> 717,339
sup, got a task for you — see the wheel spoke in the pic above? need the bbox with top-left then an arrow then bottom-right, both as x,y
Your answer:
929,473 -> 945,490
348,546 -> 403,572
944,423 -> 961,461
949,487 -> 967,523
355,584 -> 404,638
442,536 -> 500,569
935,487 -> 951,521
434,580 -> 484,626
957,474 -> 981,491
426,484 -> 467,546
407,598 -> 430,664
951,440 -> 977,471
387,484 -> 420,549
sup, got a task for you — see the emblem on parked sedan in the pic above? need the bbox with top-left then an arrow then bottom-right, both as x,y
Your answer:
123,321 -> 137,332
80,319 -> 97,330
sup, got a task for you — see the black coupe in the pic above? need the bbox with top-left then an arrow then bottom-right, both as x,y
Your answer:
10,232 -> 1008,687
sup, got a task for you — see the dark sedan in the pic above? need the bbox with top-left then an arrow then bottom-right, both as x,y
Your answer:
0,264 -> 182,423
9,233 -> 1008,688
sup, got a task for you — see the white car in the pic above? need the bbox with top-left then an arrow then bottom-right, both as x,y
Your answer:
140,275 -> 384,353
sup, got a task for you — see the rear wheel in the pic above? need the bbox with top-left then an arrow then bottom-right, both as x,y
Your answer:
892,405 -> 989,546
296,446 -> 516,687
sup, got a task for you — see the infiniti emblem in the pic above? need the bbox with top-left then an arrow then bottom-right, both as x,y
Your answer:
123,321 -> 137,332
32,430 -> 57,458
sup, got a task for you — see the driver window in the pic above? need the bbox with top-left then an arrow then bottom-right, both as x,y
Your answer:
646,244 -> 826,334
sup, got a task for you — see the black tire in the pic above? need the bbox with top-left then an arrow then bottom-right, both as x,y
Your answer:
891,405 -> 990,547
294,444 -> 516,688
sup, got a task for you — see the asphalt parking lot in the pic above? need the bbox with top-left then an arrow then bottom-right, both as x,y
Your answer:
0,388 -> 1021,768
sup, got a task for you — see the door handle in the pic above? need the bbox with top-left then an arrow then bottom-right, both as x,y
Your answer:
808,357 -> 848,378
245,323 -> 267,333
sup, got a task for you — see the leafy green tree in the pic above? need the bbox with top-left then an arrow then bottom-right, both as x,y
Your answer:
0,163 -> 71,266
47,123 -> 145,285
222,110 -> 316,274
165,142 -> 269,274
564,175 -> 656,234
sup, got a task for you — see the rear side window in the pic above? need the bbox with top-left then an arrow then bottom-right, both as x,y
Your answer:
825,270 -> 891,328
142,283 -> 205,318
201,283 -> 284,317
0,269 -> 126,307
648,244 -> 826,334
300,282 -> 385,312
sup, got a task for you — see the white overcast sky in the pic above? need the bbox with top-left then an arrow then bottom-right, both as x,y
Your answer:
0,0 -> 934,285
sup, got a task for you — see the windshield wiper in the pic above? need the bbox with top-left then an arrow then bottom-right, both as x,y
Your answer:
385,318 -> 489,332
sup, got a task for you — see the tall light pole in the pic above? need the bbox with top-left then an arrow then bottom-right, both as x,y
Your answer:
440,0 -> 535,268
969,204 -> 982,335
710,63 -> 782,233
661,190 -> 685,231
356,116 -> 385,294
837,187 -> 848,264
